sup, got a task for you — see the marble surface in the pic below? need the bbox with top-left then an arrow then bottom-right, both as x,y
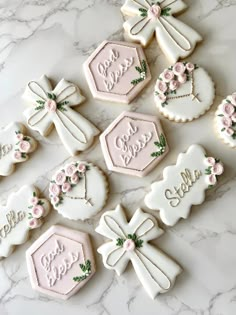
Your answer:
0,0 -> 236,314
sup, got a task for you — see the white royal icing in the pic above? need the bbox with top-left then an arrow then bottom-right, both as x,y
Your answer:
0,122 -> 37,176
154,62 -> 215,122
145,145 -> 224,226
23,75 -> 99,156
50,161 -> 108,221
0,185 -> 50,258
215,92 -> 236,148
96,205 -> 182,299
121,0 -> 202,63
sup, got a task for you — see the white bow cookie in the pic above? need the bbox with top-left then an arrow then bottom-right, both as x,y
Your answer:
23,75 -> 99,156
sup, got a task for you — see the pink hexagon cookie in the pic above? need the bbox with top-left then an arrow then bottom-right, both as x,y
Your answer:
100,111 -> 169,177
84,40 -> 151,104
26,225 -> 96,300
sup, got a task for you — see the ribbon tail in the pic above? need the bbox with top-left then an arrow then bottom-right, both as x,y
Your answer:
157,16 -> 202,63
54,108 -> 99,156
24,107 -> 52,136
131,244 -> 181,299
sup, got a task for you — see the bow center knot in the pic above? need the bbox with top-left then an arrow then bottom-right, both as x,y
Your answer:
45,99 -> 57,113
123,239 -> 136,252
148,5 -> 161,20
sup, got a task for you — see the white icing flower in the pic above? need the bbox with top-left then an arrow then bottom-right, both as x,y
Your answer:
221,116 -> 232,128
207,174 -> 217,185
71,174 -> 79,184
28,218 -> 42,229
51,196 -> 60,205
148,4 -> 161,20
49,183 -> 61,196
16,133 -> 24,141
169,80 -> 180,91
212,163 -> 224,176
62,182 -> 72,193
156,80 -> 168,93
173,62 -> 185,75
221,103 -> 235,117
178,73 -> 187,84
32,205 -> 45,218
155,93 -> 167,103
225,128 -> 234,136
45,100 -> 57,113
30,196 -> 39,206
77,163 -> 86,173
161,69 -> 174,83
65,164 -> 77,176
231,113 -> 236,122
55,171 -> 66,185
186,63 -> 195,72
14,151 -> 22,160
206,157 -> 215,166
19,140 -> 31,153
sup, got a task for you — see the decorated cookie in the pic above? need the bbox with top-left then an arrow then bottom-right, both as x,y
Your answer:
26,225 -> 96,300
84,40 -> 151,104
50,161 -> 108,220
215,92 -> 236,147
0,122 -> 37,176
0,185 -> 50,258
121,0 -> 202,63
154,62 -> 215,122
100,111 -> 169,177
96,204 -> 182,299
145,144 -> 224,226
23,75 -> 99,156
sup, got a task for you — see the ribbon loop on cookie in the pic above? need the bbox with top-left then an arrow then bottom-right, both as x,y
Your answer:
96,206 -> 181,298
123,0 -> 201,62
24,76 -> 99,156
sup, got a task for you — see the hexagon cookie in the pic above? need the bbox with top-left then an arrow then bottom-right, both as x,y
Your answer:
84,40 -> 151,104
26,225 -> 96,300
100,111 -> 169,177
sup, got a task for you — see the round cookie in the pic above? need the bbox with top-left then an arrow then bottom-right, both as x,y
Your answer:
215,92 -> 236,147
154,62 -> 215,122
49,161 -> 108,220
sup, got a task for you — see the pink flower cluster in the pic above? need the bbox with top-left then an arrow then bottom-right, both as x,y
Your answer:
28,195 -> 46,229
14,132 -> 32,160
49,162 -> 87,206
205,157 -> 224,186
155,62 -> 195,105
220,93 -> 236,137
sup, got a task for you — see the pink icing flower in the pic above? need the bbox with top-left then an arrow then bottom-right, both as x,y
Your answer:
65,164 -> 77,176
45,99 -> 57,112
178,73 -> 187,84
77,163 -> 86,173
51,196 -> 59,205
19,140 -> 31,153
71,174 -> 79,184
231,93 -> 236,106
32,205 -> 45,218
173,62 -> 186,75
49,183 -> 61,196
206,157 -> 216,166
155,80 -> 167,94
212,163 -> 224,176
169,80 -> 180,91
231,113 -> 236,122
186,62 -> 195,72
62,182 -> 72,193
221,116 -> 232,128
156,93 -> 167,103
161,69 -> 174,83
208,174 -> 217,186
30,196 -> 39,206
148,4 -> 161,19
16,133 -> 24,141
28,218 -> 42,229
14,151 -> 22,160
55,171 -> 66,185
221,103 -> 235,116
123,239 -> 135,252
225,128 -> 234,136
